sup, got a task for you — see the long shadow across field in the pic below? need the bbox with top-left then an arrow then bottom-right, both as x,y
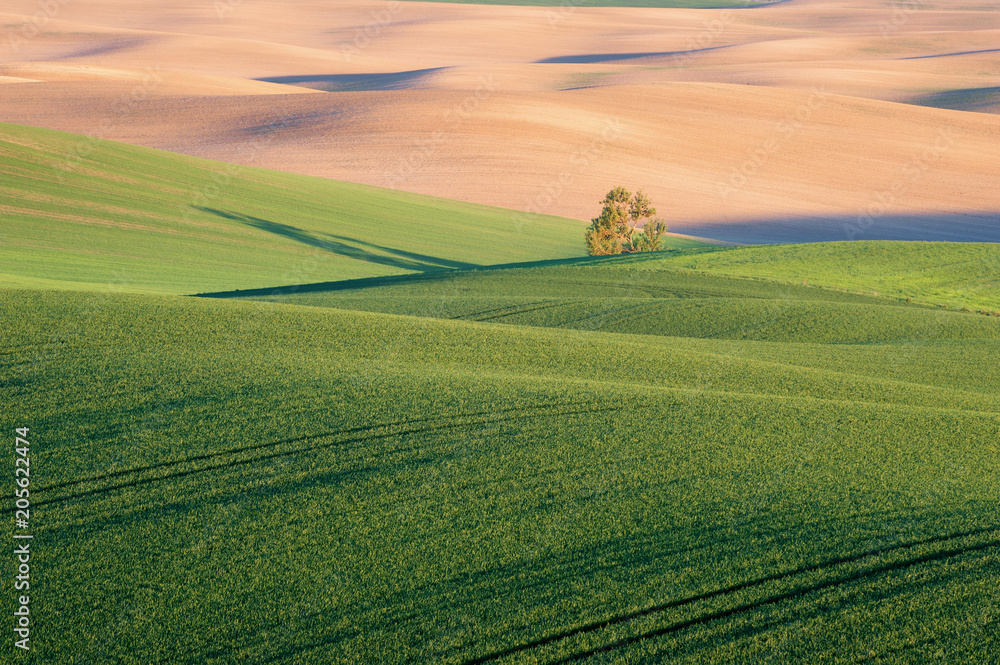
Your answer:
191,255 -> 601,298
326,234 -> 479,271
190,209 -> 1000,301
194,207 -> 478,272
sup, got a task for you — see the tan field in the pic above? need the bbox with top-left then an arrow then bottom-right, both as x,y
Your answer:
2,0 -> 998,242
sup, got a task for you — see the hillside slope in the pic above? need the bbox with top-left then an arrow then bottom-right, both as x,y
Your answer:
213,244 -> 1000,342
627,242 -> 1000,311
4,287 -> 998,663
2,0 -> 999,239
0,122 -> 592,294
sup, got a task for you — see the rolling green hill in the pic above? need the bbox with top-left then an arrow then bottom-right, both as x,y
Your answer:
4,124 -> 1000,663
0,122 -> 597,294
623,243 -> 1000,312
218,255 -> 1000,344
4,287 -> 998,663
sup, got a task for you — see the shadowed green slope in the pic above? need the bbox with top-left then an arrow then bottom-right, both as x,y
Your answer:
225,254 -> 1000,344
0,122 -> 590,294
616,242 -> 1000,311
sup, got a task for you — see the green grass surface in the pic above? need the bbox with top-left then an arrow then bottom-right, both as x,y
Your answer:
614,242 -> 1000,311
225,255 -> 1000,343
0,122 -> 588,294
4,287 -> 999,663
5,124 -> 1000,663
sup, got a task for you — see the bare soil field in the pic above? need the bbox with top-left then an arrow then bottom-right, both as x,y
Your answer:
2,0 -> 998,241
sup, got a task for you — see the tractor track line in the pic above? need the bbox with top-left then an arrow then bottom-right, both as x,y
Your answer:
32,400 -> 597,494
462,525 -> 1000,665
552,537 -> 1000,663
24,405 -> 627,509
471,301 -> 574,323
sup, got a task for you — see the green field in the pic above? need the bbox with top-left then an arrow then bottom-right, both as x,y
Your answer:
4,124 -> 1000,663
622,243 -> 1000,312
217,254 -> 1000,343
0,122 -> 590,294
5,285 -> 999,663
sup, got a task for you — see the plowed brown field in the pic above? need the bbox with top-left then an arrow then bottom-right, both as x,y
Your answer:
3,0 -> 998,242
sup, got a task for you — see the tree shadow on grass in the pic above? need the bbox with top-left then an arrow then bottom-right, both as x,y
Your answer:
326,234 -> 479,271
193,207 -> 479,273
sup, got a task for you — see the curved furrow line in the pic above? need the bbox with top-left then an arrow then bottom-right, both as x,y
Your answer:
20,404 -> 626,510
32,400 -> 596,495
448,299 -> 560,321
463,526 -> 1000,665
553,537 -> 1000,663
469,301 -> 575,323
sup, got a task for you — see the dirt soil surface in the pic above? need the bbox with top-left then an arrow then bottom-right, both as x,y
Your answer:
2,0 -> 999,242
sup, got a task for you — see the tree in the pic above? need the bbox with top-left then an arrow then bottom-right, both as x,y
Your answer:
637,219 -> 668,252
584,186 -> 629,255
585,187 -> 668,255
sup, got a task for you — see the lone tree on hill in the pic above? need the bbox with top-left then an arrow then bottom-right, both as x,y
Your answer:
585,187 -> 668,255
